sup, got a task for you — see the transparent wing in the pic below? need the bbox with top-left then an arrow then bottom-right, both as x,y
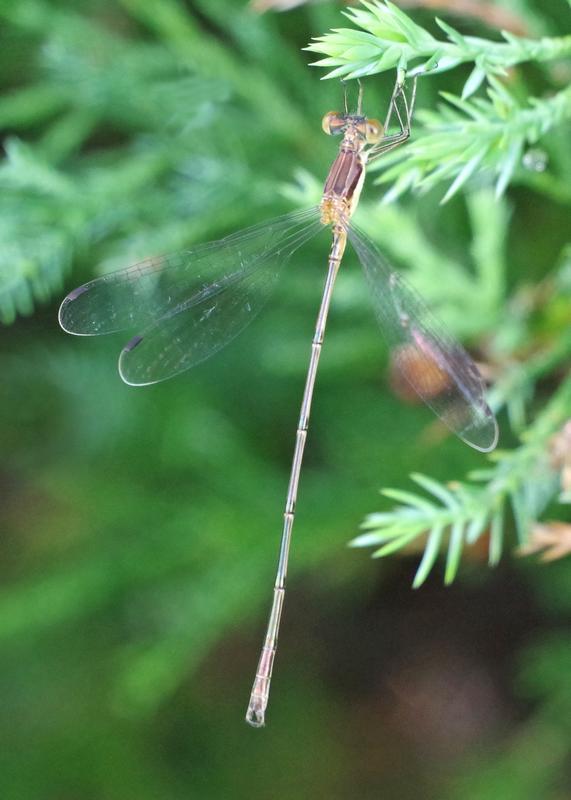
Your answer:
118,257 -> 286,386
59,207 -> 324,386
348,222 -> 498,452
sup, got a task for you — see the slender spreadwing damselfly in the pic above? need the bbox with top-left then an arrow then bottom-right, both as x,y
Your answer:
59,73 -> 498,728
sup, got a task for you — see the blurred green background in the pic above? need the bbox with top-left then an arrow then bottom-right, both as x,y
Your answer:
1,1 -> 571,798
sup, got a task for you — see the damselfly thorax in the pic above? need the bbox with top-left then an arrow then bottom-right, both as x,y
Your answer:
320,112 -> 383,226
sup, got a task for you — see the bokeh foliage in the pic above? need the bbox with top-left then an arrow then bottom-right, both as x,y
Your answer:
1,1 -> 571,798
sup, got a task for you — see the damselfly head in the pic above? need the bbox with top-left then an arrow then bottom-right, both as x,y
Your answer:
322,112 -> 385,144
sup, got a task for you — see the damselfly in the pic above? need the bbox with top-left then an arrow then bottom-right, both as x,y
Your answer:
59,73 -> 498,728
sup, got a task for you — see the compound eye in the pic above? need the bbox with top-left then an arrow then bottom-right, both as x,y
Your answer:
365,118 -> 384,144
322,111 -> 346,136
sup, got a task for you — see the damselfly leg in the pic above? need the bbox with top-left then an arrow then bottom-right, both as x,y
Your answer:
368,73 -> 418,160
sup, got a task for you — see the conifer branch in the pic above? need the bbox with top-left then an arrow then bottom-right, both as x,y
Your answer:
373,79 -> 571,202
306,0 -> 571,89
353,373 -> 571,586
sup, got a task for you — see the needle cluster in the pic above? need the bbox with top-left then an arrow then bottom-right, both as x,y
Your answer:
307,0 -> 571,85
353,374 -> 571,586
375,80 -> 571,202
